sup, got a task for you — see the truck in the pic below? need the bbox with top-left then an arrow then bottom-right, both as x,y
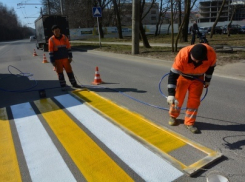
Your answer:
35,15 -> 70,52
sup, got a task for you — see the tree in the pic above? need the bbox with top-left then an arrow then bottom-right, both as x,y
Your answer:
140,0 -> 157,48
226,2 -> 245,36
154,0 -> 170,36
174,0 -> 190,51
112,0 -> 123,38
0,3 -> 33,41
209,0 -> 226,38
179,0 -> 197,43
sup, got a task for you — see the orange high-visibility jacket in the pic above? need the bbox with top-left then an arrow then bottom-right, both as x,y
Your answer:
48,34 -> 72,64
168,44 -> 216,96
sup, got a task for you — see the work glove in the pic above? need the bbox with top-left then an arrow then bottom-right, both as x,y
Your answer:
167,96 -> 178,105
204,82 -> 210,88
68,58 -> 73,63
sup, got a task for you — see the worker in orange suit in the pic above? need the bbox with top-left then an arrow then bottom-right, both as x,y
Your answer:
167,43 -> 216,133
49,25 -> 80,91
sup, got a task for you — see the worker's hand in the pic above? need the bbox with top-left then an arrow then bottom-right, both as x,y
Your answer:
204,82 -> 210,88
167,96 -> 176,105
68,58 -> 73,63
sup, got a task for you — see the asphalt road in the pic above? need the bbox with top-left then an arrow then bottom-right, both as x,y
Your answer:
0,39 -> 245,182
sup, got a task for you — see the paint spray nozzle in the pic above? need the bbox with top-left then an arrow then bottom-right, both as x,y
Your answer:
174,99 -> 179,110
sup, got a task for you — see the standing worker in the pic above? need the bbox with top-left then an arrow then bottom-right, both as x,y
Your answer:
49,24 -> 80,91
167,44 -> 216,133
190,21 -> 199,45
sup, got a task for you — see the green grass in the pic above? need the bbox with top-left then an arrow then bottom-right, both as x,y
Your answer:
71,33 -> 245,66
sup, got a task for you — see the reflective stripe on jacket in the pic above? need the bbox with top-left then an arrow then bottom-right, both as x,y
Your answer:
48,34 -> 72,63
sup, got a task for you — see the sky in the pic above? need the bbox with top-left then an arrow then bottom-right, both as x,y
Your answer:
0,0 -> 43,29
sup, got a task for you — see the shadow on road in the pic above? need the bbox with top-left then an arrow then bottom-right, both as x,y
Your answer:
0,73 -> 65,108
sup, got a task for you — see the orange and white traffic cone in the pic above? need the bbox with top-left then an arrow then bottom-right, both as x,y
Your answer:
42,54 -> 49,63
33,49 -> 38,56
92,66 -> 103,85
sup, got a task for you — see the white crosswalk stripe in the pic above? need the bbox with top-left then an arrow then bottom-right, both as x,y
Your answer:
11,102 -> 76,182
1,94 -> 183,181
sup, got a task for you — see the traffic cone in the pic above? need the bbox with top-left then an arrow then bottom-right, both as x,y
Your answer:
92,66 -> 102,85
33,49 -> 38,56
42,54 -> 49,63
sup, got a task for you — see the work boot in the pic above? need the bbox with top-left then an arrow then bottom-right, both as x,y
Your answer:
185,125 -> 199,134
168,117 -> 178,126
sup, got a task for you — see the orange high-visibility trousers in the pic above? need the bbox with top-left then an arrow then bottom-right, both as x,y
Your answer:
169,75 -> 204,126
55,58 -> 72,73
55,58 -> 76,87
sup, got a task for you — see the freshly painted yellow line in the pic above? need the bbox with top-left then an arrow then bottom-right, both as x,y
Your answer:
72,90 -> 186,153
0,108 -> 22,182
34,99 -> 133,182
72,90 -> 222,174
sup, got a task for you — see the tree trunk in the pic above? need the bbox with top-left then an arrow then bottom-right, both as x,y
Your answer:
155,23 -> 159,36
180,0 -> 191,42
139,22 -> 151,48
154,0 -> 163,36
175,0 -> 191,51
227,7 -> 236,36
210,0 -> 226,38
113,0 -> 123,39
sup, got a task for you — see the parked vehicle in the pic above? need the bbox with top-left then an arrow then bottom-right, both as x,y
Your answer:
239,25 -> 245,34
30,35 -> 36,41
198,27 -> 209,34
208,26 -> 223,34
35,15 -> 69,52
222,24 -> 241,34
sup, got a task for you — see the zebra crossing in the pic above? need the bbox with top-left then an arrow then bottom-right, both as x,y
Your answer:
0,90 -> 222,182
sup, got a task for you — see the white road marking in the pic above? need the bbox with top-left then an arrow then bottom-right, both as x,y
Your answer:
11,102 -> 76,182
55,94 -> 183,182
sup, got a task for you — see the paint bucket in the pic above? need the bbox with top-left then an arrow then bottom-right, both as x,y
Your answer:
206,171 -> 229,182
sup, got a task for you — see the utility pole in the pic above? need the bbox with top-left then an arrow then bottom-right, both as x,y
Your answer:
132,0 -> 139,54
60,0 -> 63,15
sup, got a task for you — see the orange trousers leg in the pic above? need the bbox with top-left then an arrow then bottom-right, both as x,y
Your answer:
55,58 -> 77,86
169,76 -> 203,125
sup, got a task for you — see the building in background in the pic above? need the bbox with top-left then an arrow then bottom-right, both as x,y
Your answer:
198,0 -> 245,22
113,2 -> 159,26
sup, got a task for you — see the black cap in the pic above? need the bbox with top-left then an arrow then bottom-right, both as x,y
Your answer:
190,44 -> 208,61
51,25 -> 60,31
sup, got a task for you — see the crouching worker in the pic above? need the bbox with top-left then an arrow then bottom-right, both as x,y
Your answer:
167,43 -> 216,133
49,24 -> 80,91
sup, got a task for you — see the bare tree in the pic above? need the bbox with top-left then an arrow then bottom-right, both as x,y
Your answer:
112,0 -> 123,38
174,0 -> 190,51
140,0 -> 157,48
209,0 -> 226,38
226,3 -> 245,36
179,0 -> 197,42
154,0 -> 170,36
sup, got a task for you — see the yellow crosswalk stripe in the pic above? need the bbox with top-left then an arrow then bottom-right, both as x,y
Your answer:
0,108 -> 22,182
72,90 -> 222,174
72,90 -> 186,153
34,98 -> 133,182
